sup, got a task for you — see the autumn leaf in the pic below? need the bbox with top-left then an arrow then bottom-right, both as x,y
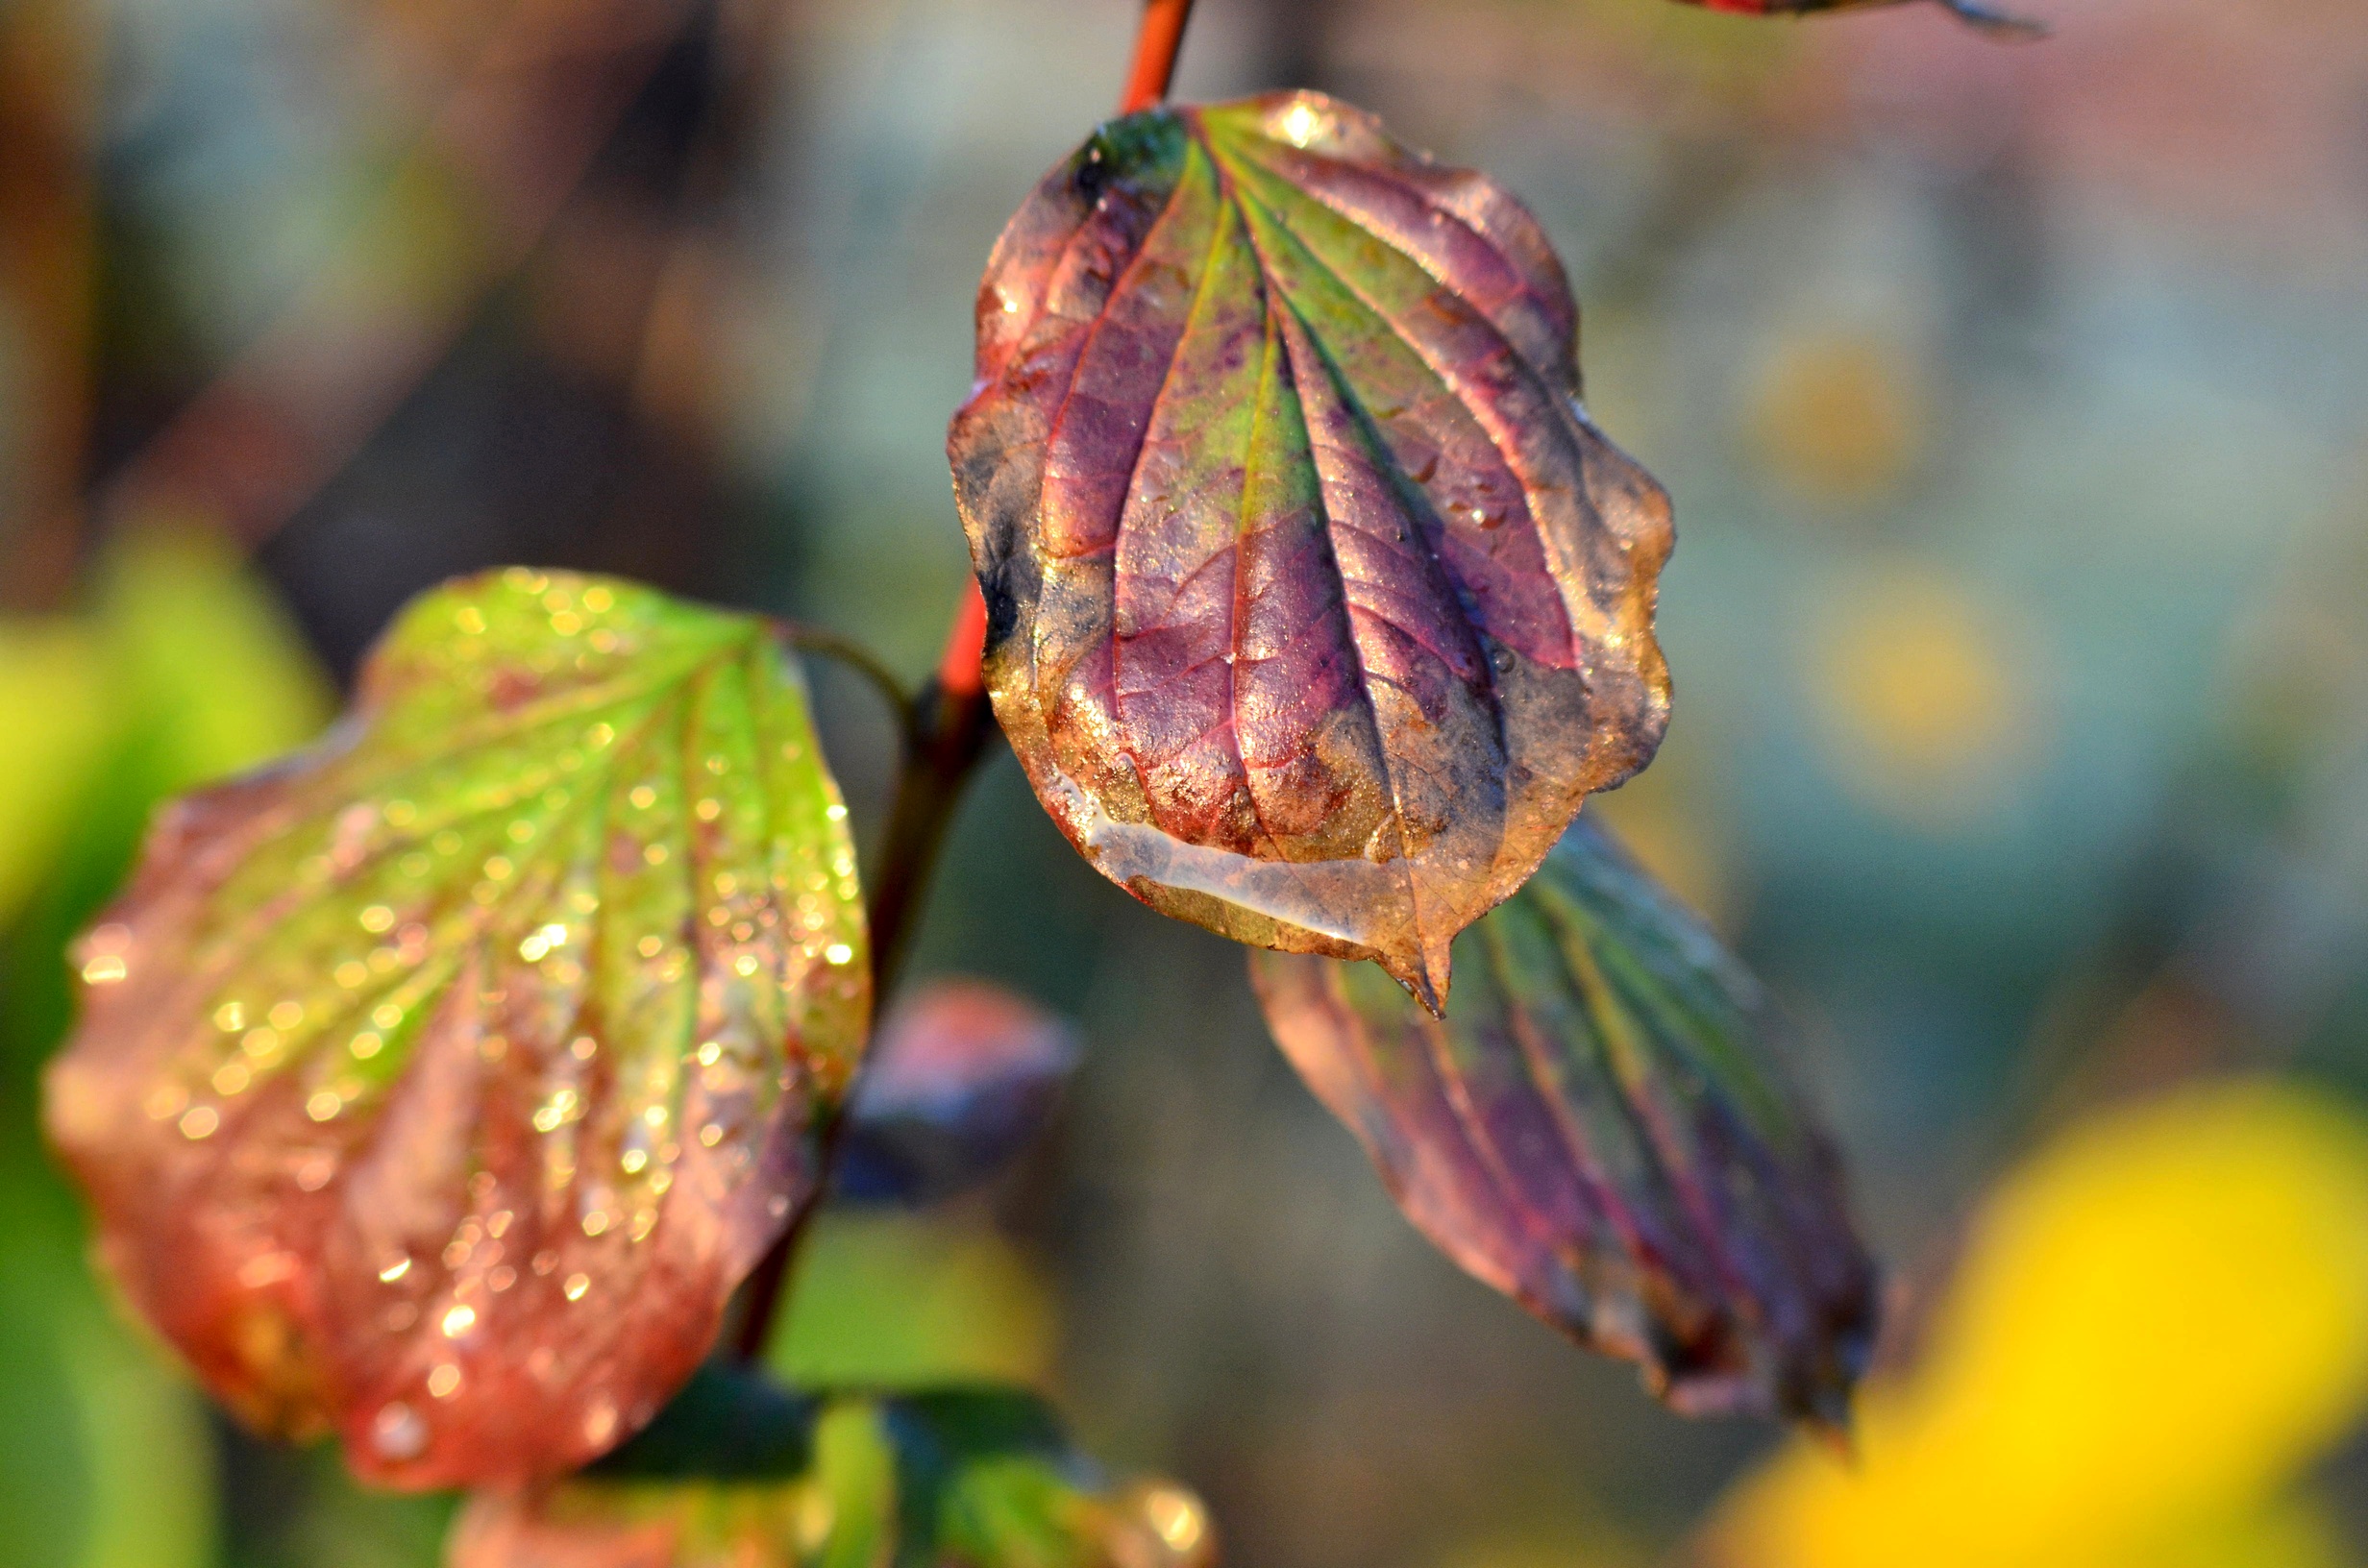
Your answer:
43,569 -> 869,1488
836,979 -> 1080,1205
1249,815 -> 1875,1426
447,1363 -> 1216,1568
950,89 -> 1672,1013
1670,0 -> 2044,37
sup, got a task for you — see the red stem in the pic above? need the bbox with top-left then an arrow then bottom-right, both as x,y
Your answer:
1118,0 -> 1198,115
728,0 -> 1201,1370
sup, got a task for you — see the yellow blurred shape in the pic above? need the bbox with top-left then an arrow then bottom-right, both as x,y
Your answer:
0,619 -> 115,921
1750,331 -> 1928,502
1705,1080 -> 2368,1568
100,522 -> 333,789
1808,562 -> 2034,825
770,1211 -> 1057,1390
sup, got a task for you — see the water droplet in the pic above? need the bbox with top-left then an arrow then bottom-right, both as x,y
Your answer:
268,1000 -> 305,1030
179,1106 -> 219,1139
621,1148 -> 648,1174
81,954 -> 127,985
307,1091 -> 342,1122
695,798 -> 722,821
564,1273 -> 591,1301
352,1032 -> 383,1060
380,1256 -> 412,1283
212,1062 -> 251,1095
360,905 -> 396,934
212,1001 -> 246,1032
371,1402 -> 428,1460
441,1305 -> 477,1337
427,1363 -> 462,1399
581,1212 -> 610,1237
825,943 -> 854,967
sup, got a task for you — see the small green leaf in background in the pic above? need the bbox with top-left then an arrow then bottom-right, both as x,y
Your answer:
771,1211 -> 1058,1391
99,521 -> 337,792
0,620 -> 115,925
1251,814 -> 1877,1428
44,568 -> 870,1490
447,1362 -> 1214,1568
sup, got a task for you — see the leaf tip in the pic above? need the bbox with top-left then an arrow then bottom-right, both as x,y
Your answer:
1939,0 -> 2049,37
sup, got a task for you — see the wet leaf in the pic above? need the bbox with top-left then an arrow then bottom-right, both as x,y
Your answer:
1670,0 -> 2044,37
1248,815 -> 1875,1425
448,1368 -> 1216,1568
43,569 -> 870,1488
950,89 -> 1672,1012
837,980 -> 1081,1205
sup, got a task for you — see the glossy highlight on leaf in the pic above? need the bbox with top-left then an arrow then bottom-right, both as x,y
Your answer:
43,569 -> 870,1488
449,1367 -> 1217,1568
1249,816 -> 1875,1426
950,90 -> 1672,1012
1674,0 -> 2045,37
836,979 -> 1081,1205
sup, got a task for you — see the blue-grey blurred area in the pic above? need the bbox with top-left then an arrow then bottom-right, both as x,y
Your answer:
4,0 -> 2368,1563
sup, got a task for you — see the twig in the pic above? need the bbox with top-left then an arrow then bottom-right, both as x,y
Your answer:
728,0 -> 1203,1365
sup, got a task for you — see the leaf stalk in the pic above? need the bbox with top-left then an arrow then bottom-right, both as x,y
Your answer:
728,0 -> 1205,1371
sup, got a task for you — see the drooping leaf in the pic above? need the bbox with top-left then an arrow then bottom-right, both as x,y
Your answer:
43,569 -> 870,1488
1670,0 -> 2044,37
447,1365 -> 1216,1568
836,979 -> 1081,1204
949,89 -> 1672,1012
1248,815 -> 1875,1426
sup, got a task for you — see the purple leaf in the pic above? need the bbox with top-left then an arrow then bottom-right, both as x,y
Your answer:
836,979 -> 1081,1205
1250,815 -> 1876,1427
950,90 -> 1672,1013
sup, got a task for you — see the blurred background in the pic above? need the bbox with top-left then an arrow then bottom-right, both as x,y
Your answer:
6,0 -> 2368,1563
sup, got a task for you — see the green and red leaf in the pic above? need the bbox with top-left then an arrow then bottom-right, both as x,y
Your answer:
1249,816 -> 1875,1427
950,90 -> 1672,1012
43,570 -> 870,1488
